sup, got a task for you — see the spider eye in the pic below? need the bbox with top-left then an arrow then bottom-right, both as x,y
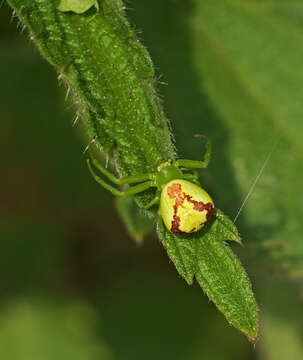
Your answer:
160,179 -> 214,235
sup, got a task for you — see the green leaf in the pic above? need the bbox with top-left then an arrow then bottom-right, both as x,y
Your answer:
130,0 -> 303,277
189,0 -> 303,277
7,0 -> 175,210
6,0 -> 259,340
158,211 -> 258,342
209,209 -> 242,244
158,218 -> 196,285
194,235 -> 258,343
115,197 -> 154,244
58,0 -> 99,14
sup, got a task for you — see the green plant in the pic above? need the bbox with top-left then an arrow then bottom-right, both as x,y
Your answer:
6,0 -> 258,342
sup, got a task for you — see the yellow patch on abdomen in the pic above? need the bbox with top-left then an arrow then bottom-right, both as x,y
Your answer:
160,179 -> 214,235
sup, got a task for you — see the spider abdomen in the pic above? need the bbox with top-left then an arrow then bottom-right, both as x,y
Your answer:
160,180 -> 214,234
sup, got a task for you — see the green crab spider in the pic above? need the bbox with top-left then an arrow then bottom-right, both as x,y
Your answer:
87,135 -> 214,235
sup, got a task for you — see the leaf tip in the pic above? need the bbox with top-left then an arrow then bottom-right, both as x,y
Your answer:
235,235 -> 243,245
244,305 -> 259,344
248,328 -> 259,345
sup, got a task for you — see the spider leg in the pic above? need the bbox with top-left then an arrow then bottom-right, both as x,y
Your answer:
192,169 -> 199,178
144,193 -> 160,209
182,173 -> 200,185
87,159 -> 154,197
175,134 -> 211,169
90,155 -> 152,184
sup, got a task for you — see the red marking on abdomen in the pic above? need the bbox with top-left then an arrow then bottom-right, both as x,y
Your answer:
167,183 -> 184,206
167,182 -> 214,235
171,209 -> 184,235
184,194 -> 214,221
167,183 -> 185,234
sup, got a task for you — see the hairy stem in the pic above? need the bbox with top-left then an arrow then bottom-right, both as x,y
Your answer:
7,0 -> 175,206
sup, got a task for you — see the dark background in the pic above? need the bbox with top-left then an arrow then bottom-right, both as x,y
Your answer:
1,1 -> 303,359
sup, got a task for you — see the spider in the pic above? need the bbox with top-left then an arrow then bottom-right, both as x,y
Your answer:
87,135 -> 214,235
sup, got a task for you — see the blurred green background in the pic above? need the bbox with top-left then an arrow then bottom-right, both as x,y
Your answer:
1,0 -> 303,359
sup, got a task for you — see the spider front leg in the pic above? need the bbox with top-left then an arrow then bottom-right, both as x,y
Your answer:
175,134 -> 212,169
144,191 -> 161,209
87,159 -> 155,197
89,155 -> 152,184
182,172 -> 200,185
